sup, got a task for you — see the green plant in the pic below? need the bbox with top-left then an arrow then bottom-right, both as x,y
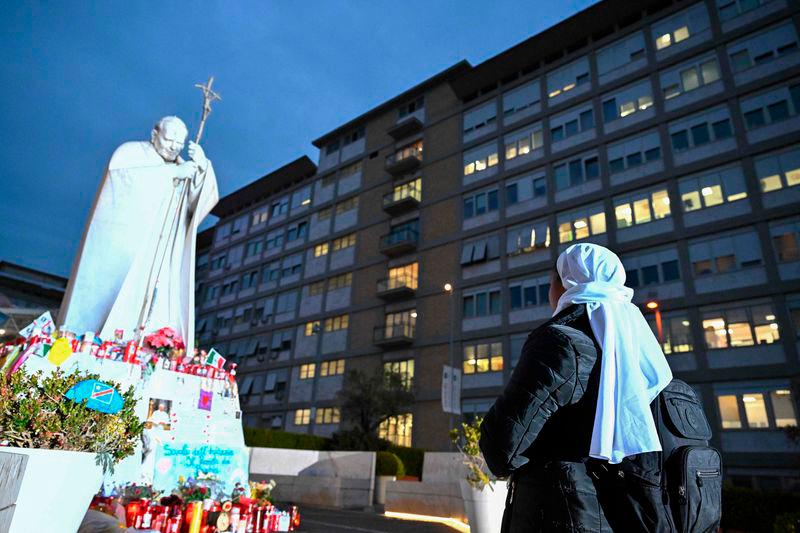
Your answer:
0,369 -> 143,473
450,416 -> 494,491
376,451 -> 405,477
775,512 -> 800,533
388,445 -> 424,479
243,427 -> 330,450
331,369 -> 414,451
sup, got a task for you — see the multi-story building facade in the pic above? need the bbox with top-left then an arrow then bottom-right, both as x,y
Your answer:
0,261 -> 67,343
198,0 -> 800,490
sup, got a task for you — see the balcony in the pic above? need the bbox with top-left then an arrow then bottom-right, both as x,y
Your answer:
379,228 -> 418,256
387,116 -> 423,141
376,275 -> 417,300
382,189 -> 421,215
373,322 -> 415,348
385,146 -> 422,176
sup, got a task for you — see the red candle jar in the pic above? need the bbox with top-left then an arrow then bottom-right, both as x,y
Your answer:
125,501 -> 140,527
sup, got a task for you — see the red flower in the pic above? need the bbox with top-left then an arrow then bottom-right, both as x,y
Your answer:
199,487 -> 207,495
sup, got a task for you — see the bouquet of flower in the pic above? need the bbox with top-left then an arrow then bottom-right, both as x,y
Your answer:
175,476 -> 210,502
120,483 -> 161,502
144,327 -> 185,357
249,480 -> 276,506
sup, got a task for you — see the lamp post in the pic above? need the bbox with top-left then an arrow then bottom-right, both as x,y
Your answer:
444,282 -> 455,450
646,300 -> 663,345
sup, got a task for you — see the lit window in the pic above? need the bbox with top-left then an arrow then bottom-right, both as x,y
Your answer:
324,314 -> 349,332
717,395 -> 742,429
656,33 -> 672,50
463,342 -> 503,374
304,321 -> 320,337
332,233 -> 357,251
315,407 -> 341,425
384,359 -> 414,390
379,414 -> 412,447
771,390 -> 798,427
742,393 -> 769,428
294,409 -> 311,425
320,359 -> 346,377
314,243 -> 329,257
299,364 -> 315,379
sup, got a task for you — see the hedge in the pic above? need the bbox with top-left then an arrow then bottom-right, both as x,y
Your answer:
388,445 -> 425,479
721,485 -> 800,533
243,427 -> 329,450
376,451 -> 405,477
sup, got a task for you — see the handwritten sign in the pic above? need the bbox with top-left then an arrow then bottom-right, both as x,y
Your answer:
152,442 -> 249,496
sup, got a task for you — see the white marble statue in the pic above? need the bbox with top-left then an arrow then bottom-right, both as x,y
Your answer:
59,116 -> 219,354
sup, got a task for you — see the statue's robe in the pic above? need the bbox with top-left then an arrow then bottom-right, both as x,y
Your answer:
59,141 -> 218,354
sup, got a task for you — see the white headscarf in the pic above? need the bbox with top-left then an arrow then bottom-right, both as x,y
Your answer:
553,243 -> 673,464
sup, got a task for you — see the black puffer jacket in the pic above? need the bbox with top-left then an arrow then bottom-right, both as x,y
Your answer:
479,303 -> 672,533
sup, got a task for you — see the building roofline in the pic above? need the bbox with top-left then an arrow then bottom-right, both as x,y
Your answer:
0,261 -> 68,285
448,0 -> 672,100
210,156 -> 318,219
311,60 -> 472,149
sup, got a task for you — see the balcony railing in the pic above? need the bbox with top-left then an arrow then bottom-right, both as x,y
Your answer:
379,228 -> 419,256
385,146 -> 423,175
387,116 -> 423,140
373,322 -> 416,347
376,275 -> 417,300
382,188 -> 421,215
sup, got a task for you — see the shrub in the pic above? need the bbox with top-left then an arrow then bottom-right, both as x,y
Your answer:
0,369 -> 143,471
243,427 -> 329,450
774,512 -> 800,533
388,445 -> 424,478
376,451 -> 405,478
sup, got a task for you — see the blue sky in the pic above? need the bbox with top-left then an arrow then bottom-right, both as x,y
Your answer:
0,0 -> 596,277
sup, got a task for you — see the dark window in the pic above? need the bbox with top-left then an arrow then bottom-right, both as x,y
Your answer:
642,265 -> 660,285
626,152 -> 643,168
609,158 -> 625,174
671,130 -> 690,151
712,119 -> 733,139
603,98 -> 618,123
729,50 -> 751,72
777,42 -> 798,56
767,100 -> 790,123
791,85 -> 800,114
662,260 -> 681,281
585,157 -> 600,179
523,286 -> 537,307
580,109 -> 595,130
533,177 -> 547,197
463,295 -> 475,318
554,165 -> 569,190
538,283 -> 550,305
645,147 -> 661,162
463,198 -> 475,218
576,72 -> 590,86
506,183 -> 519,205
510,286 -> 522,309
488,190 -> 499,211
569,159 -> 583,185
489,292 -> 501,314
565,119 -> 579,138
744,109 -> 766,129
626,269 -> 640,288
753,51 -> 774,65
551,125 -> 565,143
691,124 -> 711,146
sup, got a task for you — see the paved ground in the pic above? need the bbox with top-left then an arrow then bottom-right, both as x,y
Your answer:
296,507 -> 458,533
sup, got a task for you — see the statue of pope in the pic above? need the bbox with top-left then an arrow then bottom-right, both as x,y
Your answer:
59,116 -> 219,354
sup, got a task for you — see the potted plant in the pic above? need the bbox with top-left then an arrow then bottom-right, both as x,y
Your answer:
0,368 -> 143,533
450,417 -> 507,533
374,451 -> 405,508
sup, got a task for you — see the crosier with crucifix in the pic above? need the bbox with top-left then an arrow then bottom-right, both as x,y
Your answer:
58,78 -> 221,356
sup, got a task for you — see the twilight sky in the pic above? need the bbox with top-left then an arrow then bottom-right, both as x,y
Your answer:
1,0 -> 596,277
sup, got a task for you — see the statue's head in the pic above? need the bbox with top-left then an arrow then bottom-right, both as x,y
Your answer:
158,402 -> 167,412
150,116 -> 188,162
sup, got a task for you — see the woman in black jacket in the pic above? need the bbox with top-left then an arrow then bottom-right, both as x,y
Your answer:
479,243 -> 674,532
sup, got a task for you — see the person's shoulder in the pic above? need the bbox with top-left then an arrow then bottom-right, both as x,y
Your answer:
108,141 -> 155,168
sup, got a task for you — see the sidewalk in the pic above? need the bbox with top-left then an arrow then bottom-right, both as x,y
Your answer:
297,506 -> 463,533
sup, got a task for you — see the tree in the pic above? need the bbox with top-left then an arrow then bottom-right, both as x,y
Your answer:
330,368 -> 414,451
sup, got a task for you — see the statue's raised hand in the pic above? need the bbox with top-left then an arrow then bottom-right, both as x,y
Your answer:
187,141 -> 208,172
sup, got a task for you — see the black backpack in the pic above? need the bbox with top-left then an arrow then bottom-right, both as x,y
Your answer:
652,379 -> 722,533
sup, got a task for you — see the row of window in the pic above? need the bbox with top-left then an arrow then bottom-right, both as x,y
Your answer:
464,10 -> 797,137
298,359 -> 346,379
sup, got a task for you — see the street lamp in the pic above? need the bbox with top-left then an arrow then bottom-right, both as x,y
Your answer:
444,281 -> 456,449
645,299 -> 663,345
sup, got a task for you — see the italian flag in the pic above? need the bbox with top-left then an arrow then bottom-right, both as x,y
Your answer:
206,348 -> 226,369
